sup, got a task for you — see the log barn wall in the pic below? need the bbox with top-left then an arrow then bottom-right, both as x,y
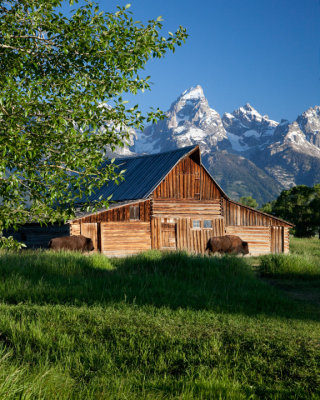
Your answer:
70,200 -> 151,256
100,221 -> 151,257
225,226 -> 271,256
222,200 -> 292,255
69,148 -> 293,256
151,216 -> 224,254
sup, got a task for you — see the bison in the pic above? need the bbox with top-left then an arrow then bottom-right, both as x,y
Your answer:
48,235 -> 94,252
206,235 -> 249,255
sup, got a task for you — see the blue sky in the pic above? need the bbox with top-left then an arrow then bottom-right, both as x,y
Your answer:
63,0 -> 320,122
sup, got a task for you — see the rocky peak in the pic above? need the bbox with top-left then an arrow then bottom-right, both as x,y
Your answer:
270,120 -> 320,158
177,85 -> 205,102
168,85 -> 213,129
223,103 -> 278,136
133,85 -> 228,154
273,121 -> 306,144
297,106 -> 320,148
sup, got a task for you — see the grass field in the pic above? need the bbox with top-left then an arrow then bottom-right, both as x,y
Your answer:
0,238 -> 319,399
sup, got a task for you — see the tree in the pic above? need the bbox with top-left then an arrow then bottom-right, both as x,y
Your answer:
0,0 -> 187,232
272,185 -> 320,237
259,200 -> 276,214
239,196 -> 258,209
310,184 -> 320,239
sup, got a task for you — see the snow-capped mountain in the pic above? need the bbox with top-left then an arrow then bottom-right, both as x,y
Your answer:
132,85 -> 320,204
297,106 -> 320,148
222,104 -> 278,153
134,85 -> 229,155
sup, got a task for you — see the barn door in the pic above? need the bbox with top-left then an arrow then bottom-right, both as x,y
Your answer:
270,226 -> 284,253
161,222 -> 177,250
81,223 -> 99,252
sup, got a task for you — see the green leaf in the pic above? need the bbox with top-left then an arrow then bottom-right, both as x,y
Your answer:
0,0 -> 187,231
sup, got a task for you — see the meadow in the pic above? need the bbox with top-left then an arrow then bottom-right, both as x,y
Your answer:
0,238 -> 319,399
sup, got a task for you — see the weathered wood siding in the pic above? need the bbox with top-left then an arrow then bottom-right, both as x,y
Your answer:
283,228 -> 290,254
152,199 -> 221,218
70,223 -> 81,236
151,216 -> 224,254
225,226 -> 271,256
222,199 -> 289,227
100,221 -> 151,257
154,156 -> 222,200
70,201 -> 152,255
80,223 -> 99,252
72,200 -> 150,224
270,226 -> 289,254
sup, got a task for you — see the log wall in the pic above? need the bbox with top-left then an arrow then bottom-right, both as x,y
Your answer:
283,228 -> 290,254
225,226 -> 271,256
151,216 -> 224,254
100,221 -> 151,257
152,199 -> 221,218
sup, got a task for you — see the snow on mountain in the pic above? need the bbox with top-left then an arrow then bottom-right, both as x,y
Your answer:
297,106 -> 320,148
132,85 -> 320,202
133,85 -> 228,155
252,120 -> 320,189
222,103 -> 278,153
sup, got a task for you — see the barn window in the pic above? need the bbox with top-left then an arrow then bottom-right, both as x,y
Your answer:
130,205 -> 140,220
203,220 -> 212,229
192,220 -> 201,229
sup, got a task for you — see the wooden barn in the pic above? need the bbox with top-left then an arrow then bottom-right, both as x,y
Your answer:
70,145 -> 293,256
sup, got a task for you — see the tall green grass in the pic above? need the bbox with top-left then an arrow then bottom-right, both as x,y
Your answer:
259,237 -> 320,280
0,249 -> 318,399
0,250 -> 302,315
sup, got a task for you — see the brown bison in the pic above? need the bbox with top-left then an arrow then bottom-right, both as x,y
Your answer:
206,235 -> 249,255
48,235 -> 94,252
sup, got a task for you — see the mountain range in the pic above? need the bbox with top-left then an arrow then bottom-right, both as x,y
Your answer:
129,85 -> 320,205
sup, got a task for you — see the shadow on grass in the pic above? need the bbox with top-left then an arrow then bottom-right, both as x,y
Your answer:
0,250 -> 318,321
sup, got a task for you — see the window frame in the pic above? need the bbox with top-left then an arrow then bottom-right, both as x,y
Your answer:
192,220 -> 201,229
203,220 -> 213,229
129,205 -> 140,221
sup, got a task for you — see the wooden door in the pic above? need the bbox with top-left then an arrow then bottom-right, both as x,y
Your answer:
161,222 -> 177,249
270,226 -> 284,253
81,223 -> 99,252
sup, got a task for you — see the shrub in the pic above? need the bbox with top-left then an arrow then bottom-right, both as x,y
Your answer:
0,235 -> 26,251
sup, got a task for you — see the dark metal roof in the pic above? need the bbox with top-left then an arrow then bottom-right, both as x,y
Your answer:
87,145 -> 199,202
